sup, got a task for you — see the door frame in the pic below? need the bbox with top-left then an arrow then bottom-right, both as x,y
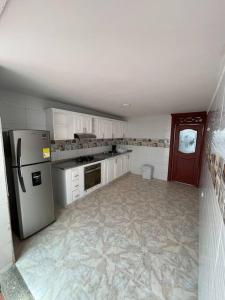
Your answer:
0,117 -> 15,271
167,111 -> 207,186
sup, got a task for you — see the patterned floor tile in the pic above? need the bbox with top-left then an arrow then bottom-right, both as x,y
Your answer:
15,174 -> 199,300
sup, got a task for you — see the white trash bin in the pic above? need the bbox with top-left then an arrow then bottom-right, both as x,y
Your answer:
142,164 -> 154,180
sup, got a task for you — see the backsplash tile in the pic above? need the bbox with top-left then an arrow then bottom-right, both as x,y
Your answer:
51,138 -> 170,152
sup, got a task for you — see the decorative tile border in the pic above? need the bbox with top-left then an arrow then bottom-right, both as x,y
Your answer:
51,138 -> 170,152
206,144 -> 225,220
120,138 -> 170,148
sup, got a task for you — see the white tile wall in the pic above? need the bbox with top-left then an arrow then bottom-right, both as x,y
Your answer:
124,145 -> 169,180
125,115 -> 171,181
0,117 -> 14,272
199,62 -> 225,299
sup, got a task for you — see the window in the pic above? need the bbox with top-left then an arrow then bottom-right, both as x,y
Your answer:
178,129 -> 197,154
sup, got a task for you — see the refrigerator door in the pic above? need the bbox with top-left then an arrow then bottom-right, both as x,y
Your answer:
13,162 -> 55,239
9,130 -> 51,167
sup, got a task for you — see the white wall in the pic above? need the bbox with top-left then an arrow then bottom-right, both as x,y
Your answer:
199,62 -> 225,299
125,115 -> 171,180
126,115 -> 171,138
0,90 -> 122,131
0,117 -> 14,272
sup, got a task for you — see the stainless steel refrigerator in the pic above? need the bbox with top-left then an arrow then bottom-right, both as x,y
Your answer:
4,130 -> 55,239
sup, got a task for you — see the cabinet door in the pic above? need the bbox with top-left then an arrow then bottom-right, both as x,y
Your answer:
112,121 -> 119,138
104,119 -> 113,139
82,115 -> 92,133
121,122 -> 127,138
112,121 -> 126,138
93,118 -> 102,138
101,161 -> 107,185
54,112 -> 73,140
107,159 -> 115,182
122,154 -> 131,174
122,155 -> 128,174
97,118 -> 112,139
115,156 -> 123,178
73,114 -> 93,134
127,154 -> 131,171
73,114 -> 83,134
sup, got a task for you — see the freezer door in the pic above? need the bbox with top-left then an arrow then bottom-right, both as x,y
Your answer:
13,162 -> 55,239
9,130 -> 51,166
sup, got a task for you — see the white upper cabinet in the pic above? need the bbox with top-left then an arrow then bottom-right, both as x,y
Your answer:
93,118 -> 113,139
102,119 -> 113,139
46,108 -> 127,140
46,109 -> 73,140
112,120 -> 126,138
73,113 -> 92,135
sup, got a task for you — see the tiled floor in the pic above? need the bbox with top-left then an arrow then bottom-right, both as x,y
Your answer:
15,174 -> 199,300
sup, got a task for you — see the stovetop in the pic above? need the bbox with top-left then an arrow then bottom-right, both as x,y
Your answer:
74,155 -> 94,163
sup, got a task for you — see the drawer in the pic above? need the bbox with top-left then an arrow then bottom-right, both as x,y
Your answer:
72,178 -> 80,189
72,189 -> 80,201
71,170 -> 79,180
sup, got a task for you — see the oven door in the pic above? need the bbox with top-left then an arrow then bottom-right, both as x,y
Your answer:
84,163 -> 101,190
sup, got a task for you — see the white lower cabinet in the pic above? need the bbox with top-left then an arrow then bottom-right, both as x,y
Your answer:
105,153 -> 131,184
106,158 -> 116,184
52,153 -> 132,207
115,156 -> 123,178
122,153 -> 130,174
52,165 -> 84,207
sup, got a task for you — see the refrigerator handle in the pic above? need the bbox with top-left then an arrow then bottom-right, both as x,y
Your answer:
17,138 -> 26,193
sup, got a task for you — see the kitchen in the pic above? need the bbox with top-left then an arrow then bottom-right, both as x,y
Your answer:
0,1 -> 225,300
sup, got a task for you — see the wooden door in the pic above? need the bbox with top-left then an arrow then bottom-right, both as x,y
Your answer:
168,112 -> 207,186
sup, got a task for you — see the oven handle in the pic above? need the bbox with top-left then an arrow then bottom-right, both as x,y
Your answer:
85,167 -> 101,174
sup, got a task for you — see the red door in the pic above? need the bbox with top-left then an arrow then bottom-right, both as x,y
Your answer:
168,112 -> 207,186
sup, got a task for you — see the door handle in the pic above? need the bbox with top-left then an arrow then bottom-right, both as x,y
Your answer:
85,167 -> 101,174
18,167 -> 26,192
17,138 -> 26,192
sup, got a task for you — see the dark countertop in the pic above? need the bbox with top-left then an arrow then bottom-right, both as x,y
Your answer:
52,150 -> 132,170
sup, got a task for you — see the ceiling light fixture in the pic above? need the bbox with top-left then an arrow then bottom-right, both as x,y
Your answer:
122,103 -> 131,107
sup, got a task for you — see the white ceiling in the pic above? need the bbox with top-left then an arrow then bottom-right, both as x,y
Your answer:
0,0 -> 225,117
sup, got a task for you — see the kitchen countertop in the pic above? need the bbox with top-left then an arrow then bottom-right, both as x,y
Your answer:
52,150 -> 132,170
